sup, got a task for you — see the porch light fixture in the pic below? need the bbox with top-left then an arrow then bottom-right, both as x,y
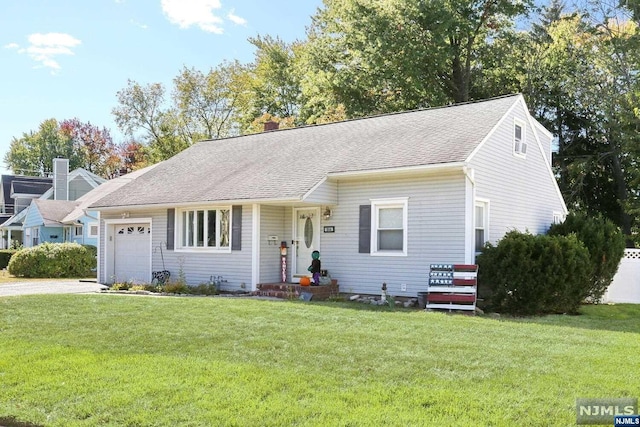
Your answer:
322,207 -> 332,220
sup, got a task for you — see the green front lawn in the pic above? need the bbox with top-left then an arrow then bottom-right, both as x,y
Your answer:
0,295 -> 638,426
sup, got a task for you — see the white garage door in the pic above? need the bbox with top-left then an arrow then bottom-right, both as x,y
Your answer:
114,223 -> 151,283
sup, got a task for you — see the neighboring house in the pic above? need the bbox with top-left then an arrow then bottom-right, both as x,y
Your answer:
19,162 -> 157,249
90,94 -> 568,296
22,199 -> 79,246
0,175 -> 53,248
2,159 -> 107,248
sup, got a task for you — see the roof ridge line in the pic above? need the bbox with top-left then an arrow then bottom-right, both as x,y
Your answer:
199,93 -> 522,144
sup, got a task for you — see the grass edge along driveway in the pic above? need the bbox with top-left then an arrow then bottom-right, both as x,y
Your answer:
0,294 -> 638,426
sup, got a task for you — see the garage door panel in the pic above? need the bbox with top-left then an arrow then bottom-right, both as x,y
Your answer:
114,223 -> 151,283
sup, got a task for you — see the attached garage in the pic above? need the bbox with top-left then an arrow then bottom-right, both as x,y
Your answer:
104,220 -> 152,284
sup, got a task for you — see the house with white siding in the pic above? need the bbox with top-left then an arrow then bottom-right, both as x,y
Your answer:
90,94 -> 567,297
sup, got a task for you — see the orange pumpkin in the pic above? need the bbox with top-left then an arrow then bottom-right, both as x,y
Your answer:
299,277 -> 311,286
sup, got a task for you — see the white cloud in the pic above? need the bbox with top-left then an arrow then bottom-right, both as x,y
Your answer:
28,32 -> 81,48
161,0 -> 225,34
4,42 -> 19,49
227,9 -> 247,26
130,19 -> 149,29
13,33 -> 81,72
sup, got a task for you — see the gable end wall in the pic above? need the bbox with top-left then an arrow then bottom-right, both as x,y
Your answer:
469,101 -> 566,243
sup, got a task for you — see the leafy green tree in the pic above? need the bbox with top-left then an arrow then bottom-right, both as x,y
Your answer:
302,0 -> 533,121
173,61 -> 251,140
522,9 -> 640,244
243,35 -> 304,129
531,0 -> 568,40
112,80 -> 167,143
113,62 -> 252,162
112,80 -> 182,162
4,119 -> 82,176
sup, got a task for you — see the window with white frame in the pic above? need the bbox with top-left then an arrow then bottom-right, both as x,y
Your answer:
513,119 -> 527,157
74,225 -> 83,238
31,227 -> 39,246
178,207 -> 230,250
88,222 -> 99,238
371,198 -> 408,256
475,200 -> 489,252
553,212 -> 564,225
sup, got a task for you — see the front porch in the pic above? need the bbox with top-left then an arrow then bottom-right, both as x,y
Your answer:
254,281 -> 339,300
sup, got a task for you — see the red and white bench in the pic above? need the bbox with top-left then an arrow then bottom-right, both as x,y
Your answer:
426,264 -> 478,312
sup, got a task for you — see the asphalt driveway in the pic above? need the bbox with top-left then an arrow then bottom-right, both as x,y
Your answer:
0,280 -> 107,297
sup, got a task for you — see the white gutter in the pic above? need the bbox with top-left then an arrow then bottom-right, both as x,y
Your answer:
326,162 -> 466,179
90,197 -> 305,212
463,166 -> 476,264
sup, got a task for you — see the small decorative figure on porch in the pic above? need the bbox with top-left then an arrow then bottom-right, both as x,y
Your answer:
308,250 -> 321,285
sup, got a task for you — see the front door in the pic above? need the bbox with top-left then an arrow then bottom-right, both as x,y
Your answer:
293,207 -> 320,281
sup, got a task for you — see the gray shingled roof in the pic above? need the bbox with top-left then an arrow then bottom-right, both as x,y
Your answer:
63,164 -> 157,223
32,199 -> 78,226
11,180 -> 52,196
92,95 -> 520,208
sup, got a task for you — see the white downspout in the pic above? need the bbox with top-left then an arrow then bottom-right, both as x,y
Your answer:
463,166 -> 476,264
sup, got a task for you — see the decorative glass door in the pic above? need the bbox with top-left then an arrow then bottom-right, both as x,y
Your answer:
293,208 -> 320,280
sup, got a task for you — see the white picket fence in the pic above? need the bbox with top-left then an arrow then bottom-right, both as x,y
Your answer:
603,249 -> 640,304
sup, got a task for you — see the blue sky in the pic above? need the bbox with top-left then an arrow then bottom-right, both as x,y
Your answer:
0,0 -> 322,175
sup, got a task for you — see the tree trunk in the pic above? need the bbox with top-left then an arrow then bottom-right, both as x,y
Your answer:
609,150 -> 633,246
450,51 -> 468,103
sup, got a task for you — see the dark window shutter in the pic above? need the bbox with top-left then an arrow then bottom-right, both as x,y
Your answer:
232,205 -> 242,250
359,205 -> 371,253
166,208 -> 175,250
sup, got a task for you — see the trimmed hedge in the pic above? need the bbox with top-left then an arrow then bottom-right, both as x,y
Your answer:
477,231 -> 591,315
0,250 -> 17,269
81,244 -> 98,258
8,242 -> 95,278
548,212 -> 626,302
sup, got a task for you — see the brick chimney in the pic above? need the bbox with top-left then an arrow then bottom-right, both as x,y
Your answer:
263,120 -> 279,132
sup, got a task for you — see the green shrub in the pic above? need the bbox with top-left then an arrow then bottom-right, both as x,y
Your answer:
0,250 -> 17,269
190,282 -> 219,295
163,281 -> 191,294
477,231 -> 591,315
548,212 -> 626,302
110,282 -> 131,291
82,244 -> 98,259
8,242 -> 95,278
